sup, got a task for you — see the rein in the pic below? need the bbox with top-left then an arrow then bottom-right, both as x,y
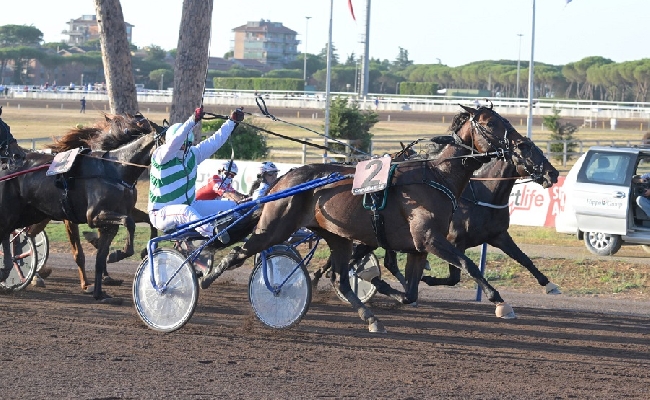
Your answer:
0,164 -> 50,183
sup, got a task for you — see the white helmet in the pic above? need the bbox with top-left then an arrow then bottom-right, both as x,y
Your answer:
220,160 -> 238,175
260,161 -> 279,174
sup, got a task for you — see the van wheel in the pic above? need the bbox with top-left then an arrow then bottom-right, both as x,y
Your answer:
583,232 -> 622,256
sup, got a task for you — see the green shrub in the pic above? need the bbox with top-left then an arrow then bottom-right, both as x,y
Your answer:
201,118 -> 268,160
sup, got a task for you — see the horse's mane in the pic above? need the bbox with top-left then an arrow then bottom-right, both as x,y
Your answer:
46,113 -> 153,153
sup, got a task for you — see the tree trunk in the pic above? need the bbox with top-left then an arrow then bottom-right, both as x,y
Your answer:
94,0 -> 138,114
170,0 -> 214,126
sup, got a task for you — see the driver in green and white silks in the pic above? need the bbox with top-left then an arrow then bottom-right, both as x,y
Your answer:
148,107 -> 245,237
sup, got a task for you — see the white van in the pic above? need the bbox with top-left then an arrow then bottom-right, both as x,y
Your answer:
555,145 -> 650,255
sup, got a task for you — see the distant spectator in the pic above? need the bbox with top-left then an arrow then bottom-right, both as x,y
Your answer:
69,82 -> 75,90
374,97 -> 379,110
80,97 -> 86,113
642,132 -> 650,146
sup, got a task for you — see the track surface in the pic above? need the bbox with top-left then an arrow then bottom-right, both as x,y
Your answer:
1,253 -> 649,399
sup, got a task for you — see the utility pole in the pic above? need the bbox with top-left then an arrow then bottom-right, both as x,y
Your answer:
516,33 -> 523,98
359,0 -> 371,98
303,16 -> 311,89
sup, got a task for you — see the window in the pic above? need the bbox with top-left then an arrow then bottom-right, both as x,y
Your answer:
578,152 -> 632,185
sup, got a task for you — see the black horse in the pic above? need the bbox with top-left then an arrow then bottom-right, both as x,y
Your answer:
0,114 -> 163,300
203,105 -> 558,332
26,114 -> 162,292
0,106 -> 26,171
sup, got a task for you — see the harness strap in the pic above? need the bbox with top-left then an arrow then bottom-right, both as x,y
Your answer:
424,179 -> 458,211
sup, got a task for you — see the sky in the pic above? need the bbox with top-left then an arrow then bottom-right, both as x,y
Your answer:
0,0 -> 647,67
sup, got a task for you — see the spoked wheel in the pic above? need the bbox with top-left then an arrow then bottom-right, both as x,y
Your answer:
0,230 -> 38,291
333,251 -> 381,304
132,249 -> 198,333
32,230 -> 49,273
249,249 -> 311,329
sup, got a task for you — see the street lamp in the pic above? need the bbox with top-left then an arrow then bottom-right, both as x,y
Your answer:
303,16 -> 311,88
516,33 -> 523,98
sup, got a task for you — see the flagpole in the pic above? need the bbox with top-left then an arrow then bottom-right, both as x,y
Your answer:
323,0 -> 333,162
526,0 -> 536,139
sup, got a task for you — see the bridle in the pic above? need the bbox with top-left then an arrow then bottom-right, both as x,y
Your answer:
466,107 -> 546,182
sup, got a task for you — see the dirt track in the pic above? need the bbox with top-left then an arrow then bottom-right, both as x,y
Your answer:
1,253 -> 649,399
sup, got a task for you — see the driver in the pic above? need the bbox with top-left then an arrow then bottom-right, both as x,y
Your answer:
633,173 -> 650,215
148,106 -> 245,241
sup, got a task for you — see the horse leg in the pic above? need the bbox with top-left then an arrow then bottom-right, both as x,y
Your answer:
201,205 -> 297,289
313,244 -> 372,288
64,221 -> 93,293
93,224 -> 120,302
362,249 -> 408,303
382,250 -> 407,286
0,237 -> 13,282
424,237 -> 516,319
324,234 -> 386,333
128,207 -> 157,259
312,257 -> 331,288
421,264 -> 462,287
107,215 -> 136,264
489,233 -> 561,294
403,253 -> 427,305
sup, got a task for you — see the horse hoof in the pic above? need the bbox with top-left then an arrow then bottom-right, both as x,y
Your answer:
545,282 -> 562,295
31,275 -> 46,288
495,302 -> 516,319
37,266 -> 52,279
369,320 -> 387,333
102,276 -> 124,286
82,285 -> 94,294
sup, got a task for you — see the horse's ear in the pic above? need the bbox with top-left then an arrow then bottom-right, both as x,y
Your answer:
400,141 -> 406,151
431,135 -> 456,145
459,104 -> 477,114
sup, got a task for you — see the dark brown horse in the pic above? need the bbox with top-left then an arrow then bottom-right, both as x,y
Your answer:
26,115 -> 161,292
0,114 -> 163,300
419,158 -> 560,293
0,106 -> 26,171
203,105 -> 558,332
313,154 -> 561,298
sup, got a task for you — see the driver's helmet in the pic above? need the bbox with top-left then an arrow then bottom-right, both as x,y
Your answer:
260,161 -> 279,175
220,160 -> 239,177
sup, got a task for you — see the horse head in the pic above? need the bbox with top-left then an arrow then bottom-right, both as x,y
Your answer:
457,104 -> 558,188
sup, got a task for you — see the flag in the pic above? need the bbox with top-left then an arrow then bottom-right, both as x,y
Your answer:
348,0 -> 356,21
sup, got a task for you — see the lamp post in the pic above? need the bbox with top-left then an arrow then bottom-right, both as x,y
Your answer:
526,0 -> 536,139
516,33 -> 523,98
303,16 -> 311,89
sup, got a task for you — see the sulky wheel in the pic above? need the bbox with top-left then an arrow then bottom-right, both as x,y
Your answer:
0,230 -> 38,291
32,230 -> 49,273
333,251 -> 381,304
132,249 -> 198,333
249,248 -> 311,329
